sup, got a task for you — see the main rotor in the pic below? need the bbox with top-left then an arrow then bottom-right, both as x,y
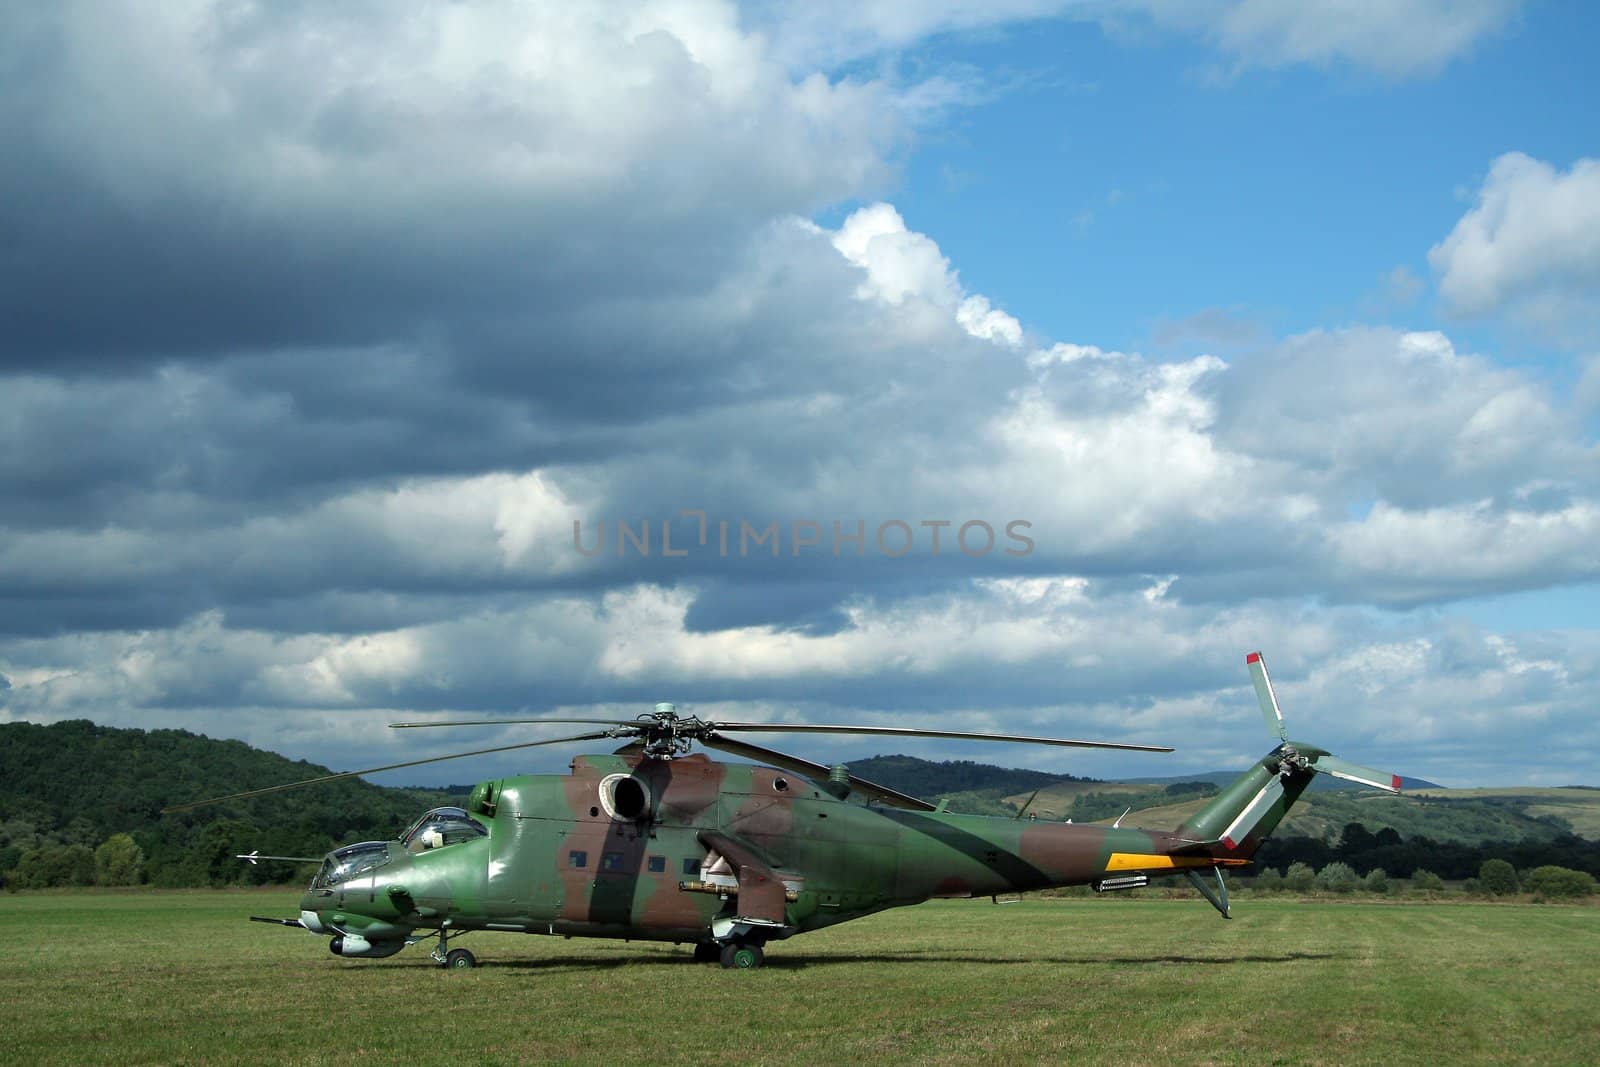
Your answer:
165,701 -> 1172,814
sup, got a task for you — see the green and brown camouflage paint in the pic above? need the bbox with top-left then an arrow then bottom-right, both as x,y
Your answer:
297,743 -> 1311,958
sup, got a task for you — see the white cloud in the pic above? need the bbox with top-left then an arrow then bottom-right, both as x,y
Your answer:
758,0 -> 1520,78
34,0 -> 893,214
1330,501 -> 1600,599
830,203 -> 1024,346
1430,153 -> 1600,332
1209,327 -> 1591,511
5,583 -> 1597,786
1156,0 -> 1521,78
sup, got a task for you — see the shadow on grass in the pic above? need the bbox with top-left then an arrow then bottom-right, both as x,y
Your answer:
342,948 -> 1343,974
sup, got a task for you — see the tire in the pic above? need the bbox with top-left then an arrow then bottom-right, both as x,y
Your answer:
719,942 -> 763,970
444,948 -> 476,970
693,942 -> 720,963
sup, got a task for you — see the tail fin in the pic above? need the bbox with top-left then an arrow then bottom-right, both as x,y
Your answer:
1178,651 -> 1400,857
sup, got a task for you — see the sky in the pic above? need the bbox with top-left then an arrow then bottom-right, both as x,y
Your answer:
1,0 -> 1597,791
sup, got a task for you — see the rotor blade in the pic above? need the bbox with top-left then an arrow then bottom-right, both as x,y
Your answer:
700,732 -> 937,812
1245,651 -> 1289,742
1220,774 -> 1285,850
706,722 -> 1173,753
389,717 -> 639,729
161,730 -> 619,813
1313,755 -> 1402,794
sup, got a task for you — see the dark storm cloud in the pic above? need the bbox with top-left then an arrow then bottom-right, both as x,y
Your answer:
0,3 -> 891,369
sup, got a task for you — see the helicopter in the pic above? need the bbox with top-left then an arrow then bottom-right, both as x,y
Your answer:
169,651 -> 1399,970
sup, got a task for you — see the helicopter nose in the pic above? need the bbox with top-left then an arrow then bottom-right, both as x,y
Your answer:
299,910 -> 326,934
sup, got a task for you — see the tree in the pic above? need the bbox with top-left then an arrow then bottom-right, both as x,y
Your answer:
1253,868 -> 1282,893
1362,868 -> 1389,894
95,833 -> 145,886
1284,862 -> 1316,892
1339,823 -> 1376,854
1316,862 -> 1360,893
1410,869 -> 1444,893
176,819 -> 259,887
12,844 -> 96,888
1524,865 -> 1596,902
1479,858 -> 1518,896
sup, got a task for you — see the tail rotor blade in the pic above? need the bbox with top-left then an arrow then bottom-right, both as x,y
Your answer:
1314,755 -> 1402,794
1220,774 -> 1285,851
1246,651 -> 1288,742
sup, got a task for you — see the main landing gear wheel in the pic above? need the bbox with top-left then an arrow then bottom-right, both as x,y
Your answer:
444,948 -> 476,970
719,942 -> 764,970
693,942 -> 721,963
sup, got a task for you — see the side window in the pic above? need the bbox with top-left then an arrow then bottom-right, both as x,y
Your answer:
647,855 -> 666,873
568,850 -> 588,869
600,851 -> 625,872
682,857 -> 700,876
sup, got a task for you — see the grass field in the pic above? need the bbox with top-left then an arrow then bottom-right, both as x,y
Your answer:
2,890 -> 1595,1066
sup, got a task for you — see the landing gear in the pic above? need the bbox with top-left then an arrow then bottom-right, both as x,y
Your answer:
719,941 -> 764,970
692,941 -> 721,963
430,927 -> 474,969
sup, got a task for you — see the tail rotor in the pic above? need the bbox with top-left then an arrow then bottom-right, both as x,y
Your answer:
1246,650 -> 1401,794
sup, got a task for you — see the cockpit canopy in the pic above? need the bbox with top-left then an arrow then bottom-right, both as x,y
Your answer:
313,841 -> 391,889
401,806 -> 488,853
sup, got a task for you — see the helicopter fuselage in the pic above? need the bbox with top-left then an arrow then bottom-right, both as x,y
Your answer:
298,750 -> 1256,959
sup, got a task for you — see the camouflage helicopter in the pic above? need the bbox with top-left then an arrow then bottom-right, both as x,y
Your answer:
170,652 -> 1399,970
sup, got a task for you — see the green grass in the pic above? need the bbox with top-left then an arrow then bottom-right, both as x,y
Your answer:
2,890 -> 1596,1065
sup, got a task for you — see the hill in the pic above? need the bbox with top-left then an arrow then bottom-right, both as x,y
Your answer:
846,754 -> 1100,816
0,720 -> 463,887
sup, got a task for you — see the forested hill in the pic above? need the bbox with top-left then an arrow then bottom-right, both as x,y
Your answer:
0,720 -> 462,888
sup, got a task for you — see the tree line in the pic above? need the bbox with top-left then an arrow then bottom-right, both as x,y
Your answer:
1253,820 -> 1600,882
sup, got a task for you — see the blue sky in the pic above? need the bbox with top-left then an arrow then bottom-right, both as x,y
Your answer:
881,9 -> 1597,358
0,1 -> 1596,790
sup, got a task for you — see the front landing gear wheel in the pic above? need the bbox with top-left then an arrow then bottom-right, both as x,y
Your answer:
719,942 -> 764,970
693,942 -> 720,963
444,948 -> 476,970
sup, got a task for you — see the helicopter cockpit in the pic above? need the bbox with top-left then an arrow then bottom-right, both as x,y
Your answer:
311,840 -> 392,889
401,806 -> 488,853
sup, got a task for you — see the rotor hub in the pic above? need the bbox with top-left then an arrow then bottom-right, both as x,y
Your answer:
632,705 -> 711,758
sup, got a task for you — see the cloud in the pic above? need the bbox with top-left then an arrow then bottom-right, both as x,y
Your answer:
0,1 -> 1591,792
1139,0 -> 1521,79
4,580 -> 1596,787
1430,152 -> 1600,337
755,0 -> 1521,78
0,1 -> 901,368
1329,501 -> 1600,603
830,202 -> 1024,344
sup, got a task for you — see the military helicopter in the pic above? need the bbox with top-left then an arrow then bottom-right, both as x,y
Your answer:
169,652 -> 1398,970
